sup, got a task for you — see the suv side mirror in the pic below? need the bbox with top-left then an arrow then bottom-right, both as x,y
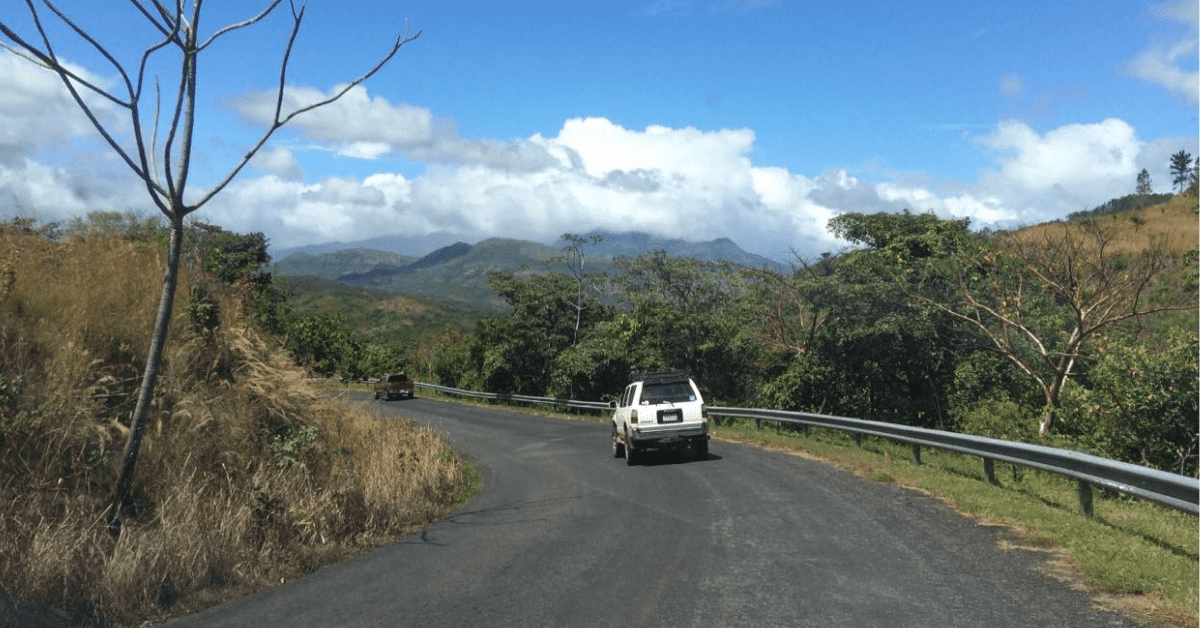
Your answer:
608,401 -> 617,409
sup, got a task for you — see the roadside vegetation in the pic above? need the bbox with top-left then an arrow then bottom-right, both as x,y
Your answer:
0,217 -> 471,626
429,190 -> 1198,477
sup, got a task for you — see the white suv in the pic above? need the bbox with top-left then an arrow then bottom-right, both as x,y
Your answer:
611,371 -> 709,465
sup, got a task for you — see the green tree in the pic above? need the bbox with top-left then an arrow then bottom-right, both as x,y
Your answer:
0,2 -> 418,522
615,251 -> 754,402
1192,156 -> 1200,194
1136,168 -> 1153,195
792,210 -> 973,427
1057,329 -> 1198,476
1170,150 -> 1193,192
355,337 -> 410,381
923,219 -> 1198,436
430,331 -> 478,390
251,276 -> 294,337
64,210 -> 164,241
285,313 -> 363,378
190,223 -> 270,285
548,321 -> 631,402
469,270 -> 611,396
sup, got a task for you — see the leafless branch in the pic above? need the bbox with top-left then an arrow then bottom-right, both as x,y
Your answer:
194,17 -> 420,207
198,0 -> 285,51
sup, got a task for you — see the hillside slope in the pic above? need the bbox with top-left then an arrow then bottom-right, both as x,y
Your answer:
273,248 -> 416,281
0,225 -> 469,626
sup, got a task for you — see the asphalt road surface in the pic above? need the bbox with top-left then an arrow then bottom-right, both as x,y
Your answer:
169,396 -> 1147,628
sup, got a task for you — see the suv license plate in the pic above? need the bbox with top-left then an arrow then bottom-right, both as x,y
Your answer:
659,410 -> 682,423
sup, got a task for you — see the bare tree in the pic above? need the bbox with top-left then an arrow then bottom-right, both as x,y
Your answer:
925,219 -> 1197,436
554,233 -> 604,347
0,0 -> 419,526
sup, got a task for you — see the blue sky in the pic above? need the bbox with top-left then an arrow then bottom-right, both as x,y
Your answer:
1,0 -> 1197,261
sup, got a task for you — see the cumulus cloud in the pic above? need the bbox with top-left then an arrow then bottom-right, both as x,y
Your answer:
250,147 -> 304,181
0,51 -> 123,164
231,84 -> 435,150
8,105 -> 1189,261
976,118 -> 1140,198
1123,0 -> 1200,106
871,118 -> 1153,229
2,49 -> 1194,262
191,117 -> 845,258
231,85 -> 561,172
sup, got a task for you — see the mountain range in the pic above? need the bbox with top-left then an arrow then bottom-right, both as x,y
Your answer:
272,231 -> 784,307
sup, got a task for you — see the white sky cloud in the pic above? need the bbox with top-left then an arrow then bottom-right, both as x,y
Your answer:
232,84 -> 435,151
0,51 -> 122,164
199,114 -> 1167,258
3,86 -> 1194,260
250,147 -> 304,181
1124,0 -> 1200,106
0,37 -> 1196,262
976,118 -> 1141,197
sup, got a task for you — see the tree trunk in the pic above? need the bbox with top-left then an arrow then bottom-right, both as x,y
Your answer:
1038,408 -> 1054,437
110,214 -> 184,528
1037,350 -> 1075,437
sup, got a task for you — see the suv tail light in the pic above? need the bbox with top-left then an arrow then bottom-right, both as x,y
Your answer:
631,409 -> 639,424
702,405 -> 708,419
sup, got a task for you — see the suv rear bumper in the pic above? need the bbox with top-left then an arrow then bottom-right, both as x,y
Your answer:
629,423 -> 708,447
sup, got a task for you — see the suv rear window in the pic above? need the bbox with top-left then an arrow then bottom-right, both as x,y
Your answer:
641,381 -> 695,404
386,374 -> 409,383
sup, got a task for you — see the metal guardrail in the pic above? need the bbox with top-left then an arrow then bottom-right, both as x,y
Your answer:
416,382 -> 611,410
414,382 -> 1199,516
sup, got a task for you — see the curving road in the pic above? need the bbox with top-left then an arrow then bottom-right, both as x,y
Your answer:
169,397 -> 1147,627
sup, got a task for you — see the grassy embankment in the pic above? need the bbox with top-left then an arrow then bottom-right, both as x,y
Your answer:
0,225 -> 473,626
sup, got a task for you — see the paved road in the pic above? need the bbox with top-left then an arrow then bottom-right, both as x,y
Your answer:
170,397 -> 1145,627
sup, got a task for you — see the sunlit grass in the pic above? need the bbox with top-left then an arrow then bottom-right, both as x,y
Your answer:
1019,193 -> 1199,258
0,226 -> 472,626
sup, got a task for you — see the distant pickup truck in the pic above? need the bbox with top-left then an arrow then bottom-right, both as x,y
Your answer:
374,373 -> 415,400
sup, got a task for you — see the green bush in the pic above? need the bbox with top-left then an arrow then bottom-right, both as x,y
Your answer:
1057,329 -> 1198,475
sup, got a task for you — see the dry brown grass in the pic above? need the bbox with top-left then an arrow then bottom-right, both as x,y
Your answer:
0,225 -> 469,626
1016,194 -> 1199,258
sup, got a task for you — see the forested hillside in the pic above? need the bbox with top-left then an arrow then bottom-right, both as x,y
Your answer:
272,231 -> 783,307
427,194 -> 1199,476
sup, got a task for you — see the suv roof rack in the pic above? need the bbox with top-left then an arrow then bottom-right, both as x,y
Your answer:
632,370 -> 690,385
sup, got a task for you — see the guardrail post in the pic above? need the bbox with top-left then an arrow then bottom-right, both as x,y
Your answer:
911,443 -> 921,465
852,433 -> 863,449
801,425 -> 809,437
982,458 -> 997,484
1078,480 -> 1094,517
